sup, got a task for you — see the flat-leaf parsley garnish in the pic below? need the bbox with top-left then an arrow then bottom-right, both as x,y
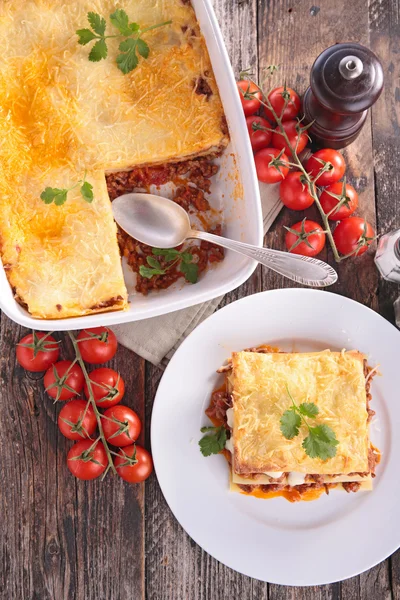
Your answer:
77,10 -> 172,74
280,384 -> 339,460
139,247 -> 199,284
199,426 -> 227,457
40,173 -> 94,206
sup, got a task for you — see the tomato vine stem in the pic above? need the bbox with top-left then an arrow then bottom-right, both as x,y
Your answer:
244,75 -> 343,263
67,331 -> 116,474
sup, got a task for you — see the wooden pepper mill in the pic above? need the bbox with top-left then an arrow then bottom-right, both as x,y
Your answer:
302,42 -> 384,149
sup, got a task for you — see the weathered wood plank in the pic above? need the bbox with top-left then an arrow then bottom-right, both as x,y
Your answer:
268,586 -> 340,600
259,0 -> 379,310
257,0 -> 384,598
369,0 -> 400,323
0,316 -> 146,600
369,0 -> 400,594
215,0 -> 262,311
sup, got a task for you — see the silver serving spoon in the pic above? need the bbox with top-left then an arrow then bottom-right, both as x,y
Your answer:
112,193 -> 338,287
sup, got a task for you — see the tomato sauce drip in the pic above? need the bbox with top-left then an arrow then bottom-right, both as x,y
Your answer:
239,484 -> 334,503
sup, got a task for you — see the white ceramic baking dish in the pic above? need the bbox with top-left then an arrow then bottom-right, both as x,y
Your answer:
0,0 -> 263,331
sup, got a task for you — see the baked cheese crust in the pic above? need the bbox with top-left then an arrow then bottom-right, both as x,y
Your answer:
0,0 -> 228,318
231,350 -> 369,475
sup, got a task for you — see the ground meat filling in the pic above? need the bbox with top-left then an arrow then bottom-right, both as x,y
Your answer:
106,157 -> 223,294
194,76 -> 213,99
364,361 -> 376,422
205,390 -> 232,425
342,482 -> 362,493
89,295 -> 124,310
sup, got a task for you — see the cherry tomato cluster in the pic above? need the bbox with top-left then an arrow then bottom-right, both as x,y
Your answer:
237,80 -> 375,259
16,328 -> 153,483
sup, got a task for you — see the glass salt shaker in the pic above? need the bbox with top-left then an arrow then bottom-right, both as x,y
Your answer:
374,229 -> 400,282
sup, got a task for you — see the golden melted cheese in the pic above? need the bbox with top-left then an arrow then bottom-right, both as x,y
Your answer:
0,0 -> 228,318
231,351 -> 369,475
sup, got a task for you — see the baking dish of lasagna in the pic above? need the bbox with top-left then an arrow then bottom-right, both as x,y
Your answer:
0,0 -> 262,328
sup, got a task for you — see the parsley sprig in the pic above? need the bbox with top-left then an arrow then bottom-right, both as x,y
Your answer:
199,426 -> 227,457
280,385 -> 339,460
77,10 -> 172,74
139,248 -> 199,284
40,173 -> 93,206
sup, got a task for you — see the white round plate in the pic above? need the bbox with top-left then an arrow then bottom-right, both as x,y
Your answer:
151,289 -> 400,586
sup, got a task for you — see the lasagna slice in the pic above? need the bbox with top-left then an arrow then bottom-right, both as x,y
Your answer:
205,348 -> 378,502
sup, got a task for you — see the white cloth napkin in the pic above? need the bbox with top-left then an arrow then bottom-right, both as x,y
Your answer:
112,183 -> 282,366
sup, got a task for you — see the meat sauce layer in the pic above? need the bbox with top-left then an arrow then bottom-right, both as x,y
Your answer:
106,157 -> 224,295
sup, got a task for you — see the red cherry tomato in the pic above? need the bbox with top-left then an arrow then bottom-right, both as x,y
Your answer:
333,217 -> 375,256
44,360 -> 84,401
306,149 -> 346,186
264,86 -> 301,122
237,80 -> 262,116
16,332 -> 59,372
58,399 -> 97,440
114,444 -> 153,483
67,439 -> 107,480
84,367 -> 125,408
102,405 -> 142,447
279,172 -> 314,210
319,182 -> 359,220
272,120 -> 308,156
245,115 -> 272,152
77,327 -> 117,364
254,147 -> 290,184
285,219 -> 326,257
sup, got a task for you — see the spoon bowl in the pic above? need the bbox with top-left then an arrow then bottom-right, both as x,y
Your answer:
112,192 -> 338,288
112,193 -> 190,248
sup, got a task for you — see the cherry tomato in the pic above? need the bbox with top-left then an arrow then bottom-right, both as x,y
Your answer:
333,217 -> 374,256
16,332 -> 59,372
237,80 -> 262,116
102,405 -> 142,447
58,399 -> 97,440
306,149 -> 346,186
84,367 -> 125,408
264,86 -> 301,122
114,444 -> 153,483
285,219 -> 326,257
67,439 -> 107,480
77,327 -> 117,364
272,120 -> 308,156
319,182 -> 359,220
254,147 -> 290,184
279,172 -> 314,210
245,116 -> 272,152
44,360 -> 84,401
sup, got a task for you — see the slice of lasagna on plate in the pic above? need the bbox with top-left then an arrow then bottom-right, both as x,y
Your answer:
202,348 -> 379,502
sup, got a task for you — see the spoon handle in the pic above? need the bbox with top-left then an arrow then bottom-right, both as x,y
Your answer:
189,230 -> 337,288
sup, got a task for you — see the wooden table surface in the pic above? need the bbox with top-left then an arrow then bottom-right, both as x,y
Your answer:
1,0 -> 400,598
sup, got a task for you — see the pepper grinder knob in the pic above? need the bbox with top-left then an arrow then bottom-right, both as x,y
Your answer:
302,43 -> 384,149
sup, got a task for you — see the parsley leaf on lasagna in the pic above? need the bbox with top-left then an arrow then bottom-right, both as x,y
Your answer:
303,425 -> 339,460
281,386 -> 339,460
199,426 -> 227,457
298,402 -> 319,418
280,408 -> 301,439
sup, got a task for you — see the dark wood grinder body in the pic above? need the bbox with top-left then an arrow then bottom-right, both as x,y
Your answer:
302,43 -> 384,149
